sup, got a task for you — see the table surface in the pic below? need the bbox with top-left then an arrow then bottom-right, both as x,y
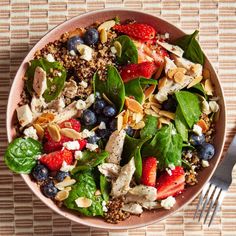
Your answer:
0,0 -> 236,235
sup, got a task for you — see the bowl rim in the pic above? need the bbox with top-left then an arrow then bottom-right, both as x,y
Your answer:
6,8 -> 227,230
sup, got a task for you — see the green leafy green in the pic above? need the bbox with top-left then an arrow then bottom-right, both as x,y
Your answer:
188,83 -> 207,98
142,124 -> 183,170
175,30 -> 204,65
100,174 -> 110,202
64,171 -> 104,216
26,58 -> 66,102
114,35 -> 138,64
71,150 -> 109,174
139,78 -> 158,85
114,16 -> 120,24
175,91 -> 201,128
93,65 -> 125,112
140,115 -> 158,139
4,138 -> 42,174
124,78 -> 144,104
175,105 -> 188,142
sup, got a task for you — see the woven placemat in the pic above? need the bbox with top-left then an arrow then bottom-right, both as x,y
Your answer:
0,0 -> 236,235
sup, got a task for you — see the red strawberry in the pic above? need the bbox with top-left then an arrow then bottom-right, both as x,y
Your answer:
113,23 -> 156,40
141,157 -> 157,187
40,149 -> 73,171
120,61 -> 157,83
78,139 -> 87,150
156,166 -> 185,200
60,118 -> 81,132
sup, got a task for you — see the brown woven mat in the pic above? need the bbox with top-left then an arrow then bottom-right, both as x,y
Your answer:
0,0 -> 236,235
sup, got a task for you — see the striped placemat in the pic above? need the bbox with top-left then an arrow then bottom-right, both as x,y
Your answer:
0,0 -> 236,235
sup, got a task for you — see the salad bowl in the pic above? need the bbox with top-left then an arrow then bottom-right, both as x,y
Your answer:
6,9 -> 226,229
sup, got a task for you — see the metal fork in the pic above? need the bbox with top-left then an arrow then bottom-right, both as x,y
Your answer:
194,135 -> 236,226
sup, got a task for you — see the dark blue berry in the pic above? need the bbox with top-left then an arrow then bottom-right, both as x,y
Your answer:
67,36 -> 84,52
97,115 -> 110,124
32,164 -> 49,182
87,135 -> 100,144
189,134 -> 206,146
83,28 -> 99,45
162,96 -> 177,112
125,126 -> 135,137
41,181 -> 58,198
103,106 -> 117,117
55,171 -> 70,182
96,129 -> 111,139
198,143 -> 215,160
94,99 -> 106,114
82,109 -> 97,126
109,119 -> 117,131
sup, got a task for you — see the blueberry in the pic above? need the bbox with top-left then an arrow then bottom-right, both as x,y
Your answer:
32,164 -> 49,182
41,181 -> 58,198
97,115 -> 110,124
125,126 -> 135,137
82,109 -> 97,126
189,134 -> 205,146
96,129 -> 111,139
103,106 -> 117,117
67,36 -> 84,52
109,119 -> 117,131
198,143 -> 215,160
83,28 -> 99,45
87,135 -> 100,144
94,99 -> 106,114
162,96 -> 177,112
55,171 -> 70,182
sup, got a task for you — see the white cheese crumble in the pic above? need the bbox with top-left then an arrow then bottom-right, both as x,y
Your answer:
69,50 -> 76,56
79,45 -> 93,61
81,129 -> 95,139
74,150 -> 83,160
79,80 -> 88,88
161,196 -> 176,209
85,94 -> 95,108
193,124 -> 202,136
110,46 -> 117,54
76,100 -> 87,110
60,161 -> 75,172
165,168 -> 172,176
23,126 -> 38,140
209,101 -> 219,113
168,163 -> 175,170
99,121 -> 106,130
63,141 -> 80,150
202,160 -> 209,168
16,104 -> 33,127
202,99 -> 211,115
45,53 -> 55,62
86,143 -> 98,151
102,201 -> 108,212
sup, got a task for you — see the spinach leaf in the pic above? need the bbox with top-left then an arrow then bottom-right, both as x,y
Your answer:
124,78 -> 144,104
175,91 -> 201,128
64,171 -> 104,216
139,78 -> 158,85
93,65 -> 125,112
175,30 -> 204,65
71,150 -> 109,174
175,105 -> 188,142
4,138 -> 42,174
188,83 -> 207,99
140,115 -> 158,139
114,35 -> 138,64
26,58 -> 66,102
100,174 -> 110,202
142,124 -> 183,170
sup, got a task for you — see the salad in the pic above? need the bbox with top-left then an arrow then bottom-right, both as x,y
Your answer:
5,17 -> 220,223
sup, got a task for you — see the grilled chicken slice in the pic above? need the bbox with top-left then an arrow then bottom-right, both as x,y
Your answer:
141,201 -> 161,210
121,203 -> 143,215
98,163 -> 121,179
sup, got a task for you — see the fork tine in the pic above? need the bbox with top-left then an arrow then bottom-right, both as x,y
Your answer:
208,190 -> 226,227
203,186 -> 221,224
198,184 -> 215,222
194,182 -> 210,219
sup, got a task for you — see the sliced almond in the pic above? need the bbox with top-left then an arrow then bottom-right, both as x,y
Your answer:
149,102 -> 161,108
123,110 -> 130,125
157,120 -> 162,129
144,85 -> 156,99
34,112 -> 55,125
174,71 -> 185,84
151,105 -> 160,114
158,77 -> 168,90
167,68 -> 178,79
55,190 -> 69,201
60,128 -> 81,140
100,28 -> 108,44
117,114 -> 123,131
149,94 -> 158,104
75,197 -> 92,208
187,76 -> 203,89
125,97 -> 143,114
203,68 -> 211,80
190,64 -> 202,75
133,121 -> 145,130
159,110 -> 175,120
144,108 -> 159,117
114,41 -> 122,57
55,178 -> 76,190
204,79 -> 214,95
33,123 -> 44,140
64,186 -> 72,192
68,28 -> 85,38
95,190 -> 101,196
159,117 -> 171,125
134,112 -> 144,123
154,63 -> 164,79
102,93 -> 114,105
97,20 -> 116,32
63,122 -> 73,128
47,123 -> 61,142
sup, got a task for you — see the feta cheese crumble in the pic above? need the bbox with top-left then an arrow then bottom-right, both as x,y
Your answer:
60,161 -> 75,172
193,124 -> 202,136
69,50 -> 76,56
202,160 -> 209,168
63,141 -> 80,150
45,53 -> 55,62
81,129 -> 95,139
102,201 -> 108,212
76,100 -> 87,110
86,143 -> 98,151
99,121 -> 106,129
23,126 -> 38,140
74,150 -> 83,160
161,196 -> 176,209
79,80 -> 88,88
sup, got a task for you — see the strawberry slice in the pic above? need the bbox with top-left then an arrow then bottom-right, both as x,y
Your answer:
113,23 -> 156,41
120,61 -> 157,83
40,149 -> 73,171
141,157 -> 157,187
156,166 -> 185,200
60,118 -> 81,132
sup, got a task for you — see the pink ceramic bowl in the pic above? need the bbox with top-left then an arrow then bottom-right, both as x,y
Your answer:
6,9 -> 226,229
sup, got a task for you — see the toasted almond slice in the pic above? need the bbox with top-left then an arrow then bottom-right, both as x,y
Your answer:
157,120 -> 162,129
154,63 -> 164,79
60,128 -> 81,140
68,28 -> 85,38
158,77 -> 168,90
159,110 -> 175,120
167,68 -> 178,79
75,197 -> 92,208
125,97 -> 143,114
144,108 -> 159,117
123,110 -> 130,125
190,64 -> 202,75
149,102 -> 161,108
149,94 -> 158,103
144,85 -> 156,99
35,112 -> 54,125
64,186 -> 72,192
63,122 -> 73,128
100,28 -> 108,44
187,76 -> 203,89
95,190 -> 101,196
159,117 -> 171,125
133,121 -> 145,130
174,71 -> 185,84
117,115 -> 123,131
151,105 -> 160,114
204,79 -> 214,95
47,123 -> 61,142
33,124 -> 44,140
102,93 -> 114,105
134,112 -> 144,123
114,41 -> 122,57
203,68 -> 211,80
55,190 -> 69,201
55,178 -> 76,190
97,20 -> 116,32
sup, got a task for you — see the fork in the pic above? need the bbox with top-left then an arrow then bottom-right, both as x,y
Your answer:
194,135 -> 236,226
